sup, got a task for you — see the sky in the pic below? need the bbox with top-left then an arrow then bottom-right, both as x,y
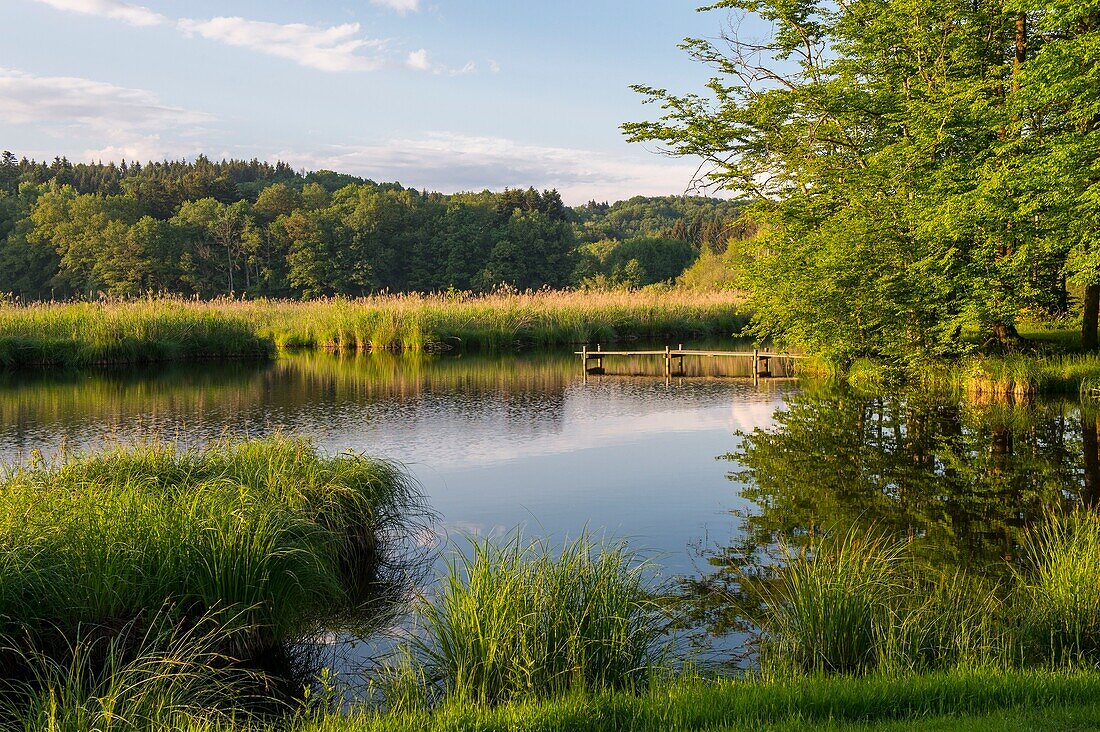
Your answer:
0,0 -> 748,204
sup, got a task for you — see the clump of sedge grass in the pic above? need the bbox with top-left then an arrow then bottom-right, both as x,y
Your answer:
0,438 -> 425,663
0,610 -> 257,732
756,531 -> 902,675
397,533 -> 668,707
755,530 -> 1010,676
1016,509 -> 1100,665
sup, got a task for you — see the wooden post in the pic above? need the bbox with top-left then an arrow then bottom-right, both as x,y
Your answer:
753,348 -> 759,383
581,345 -> 588,379
664,345 -> 671,377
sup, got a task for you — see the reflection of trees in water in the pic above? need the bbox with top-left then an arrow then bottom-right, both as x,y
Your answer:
0,352 -> 580,460
682,386 -> 1097,644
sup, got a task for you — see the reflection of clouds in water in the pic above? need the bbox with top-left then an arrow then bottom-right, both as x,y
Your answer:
0,357 -> 796,470
309,381 -> 790,471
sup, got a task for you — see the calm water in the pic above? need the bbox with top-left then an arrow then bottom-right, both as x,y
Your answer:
0,351 -> 793,567
2,351 -> 1098,672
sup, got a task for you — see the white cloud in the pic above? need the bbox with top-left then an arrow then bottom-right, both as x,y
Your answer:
272,132 -> 707,204
31,0 -> 167,26
177,17 -> 388,72
406,49 -> 477,76
82,136 -> 202,162
488,59 -> 501,74
370,0 -> 420,14
0,68 -> 213,162
406,48 -> 431,72
30,1 -> 462,76
0,67 -> 211,129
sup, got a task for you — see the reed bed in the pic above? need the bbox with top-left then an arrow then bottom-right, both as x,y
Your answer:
386,534 -> 668,708
958,353 -> 1100,398
0,291 -> 747,369
0,300 -> 274,369
0,438 -> 424,663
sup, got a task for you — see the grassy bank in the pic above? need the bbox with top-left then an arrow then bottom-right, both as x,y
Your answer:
0,438 -> 424,665
296,671 -> 1100,731
0,291 -> 747,369
17,669 -> 1100,731
800,350 -> 1100,399
7,499 -> 1100,729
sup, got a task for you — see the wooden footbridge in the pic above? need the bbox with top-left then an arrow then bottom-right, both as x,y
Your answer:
576,344 -> 808,379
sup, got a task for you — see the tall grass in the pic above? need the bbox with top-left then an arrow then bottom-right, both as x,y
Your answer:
1,612 -> 253,732
0,438 -> 425,663
957,354 -> 1100,398
750,513 -> 1100,676
756,532 -> 902,674
392,534 -> 668,707
0,300 -> 273,369
1016,509 -> 1100,665
0,291 -> 746,369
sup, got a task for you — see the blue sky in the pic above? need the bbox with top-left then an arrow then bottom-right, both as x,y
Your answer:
0,0 -> 742,203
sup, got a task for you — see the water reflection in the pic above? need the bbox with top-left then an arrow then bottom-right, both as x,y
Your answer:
0,351 -> 794,576
688,385 -> 1100,649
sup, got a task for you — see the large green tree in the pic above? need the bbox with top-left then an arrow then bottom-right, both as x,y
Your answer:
626,0 -> 1094,361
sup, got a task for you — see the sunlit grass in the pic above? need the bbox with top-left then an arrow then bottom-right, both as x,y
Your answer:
0,299 -> 274,368
0,438 -> 424,662
23,668 -> 1100,731
386,534 -> 668,708
1016,509 -> 1100,665
0,291 -> 747,369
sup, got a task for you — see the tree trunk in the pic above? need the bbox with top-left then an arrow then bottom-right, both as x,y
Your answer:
1083,283 -> 1100,350
1084,415 -> 1100,510
1013,13 -> 1027,93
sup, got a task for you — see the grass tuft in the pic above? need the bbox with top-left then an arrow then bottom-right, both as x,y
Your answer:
397,533 -> 669,707
0,438 -> 426,663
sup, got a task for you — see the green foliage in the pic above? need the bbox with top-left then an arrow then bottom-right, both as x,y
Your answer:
0,154 -> 739,299
0,438 -> 423,660
397,533 -> 668,706
626,0 -> 1100,361
575,238 -> 695,289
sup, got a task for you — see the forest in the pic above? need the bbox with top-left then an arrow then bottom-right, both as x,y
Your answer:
0,153 -> 743,299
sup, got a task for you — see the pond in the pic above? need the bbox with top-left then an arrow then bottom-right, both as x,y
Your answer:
0,350 -> 1096,675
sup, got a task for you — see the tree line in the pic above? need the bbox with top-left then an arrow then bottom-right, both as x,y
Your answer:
627,0 -> 1100,359
0,153 -> 742,299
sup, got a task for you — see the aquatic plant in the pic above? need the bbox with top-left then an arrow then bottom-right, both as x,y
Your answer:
752,530 -> 1011,676
1016,509 -> 1100,665
0,438 -> 425,662
399,533 -> 668,706
0,299 -> 273,369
